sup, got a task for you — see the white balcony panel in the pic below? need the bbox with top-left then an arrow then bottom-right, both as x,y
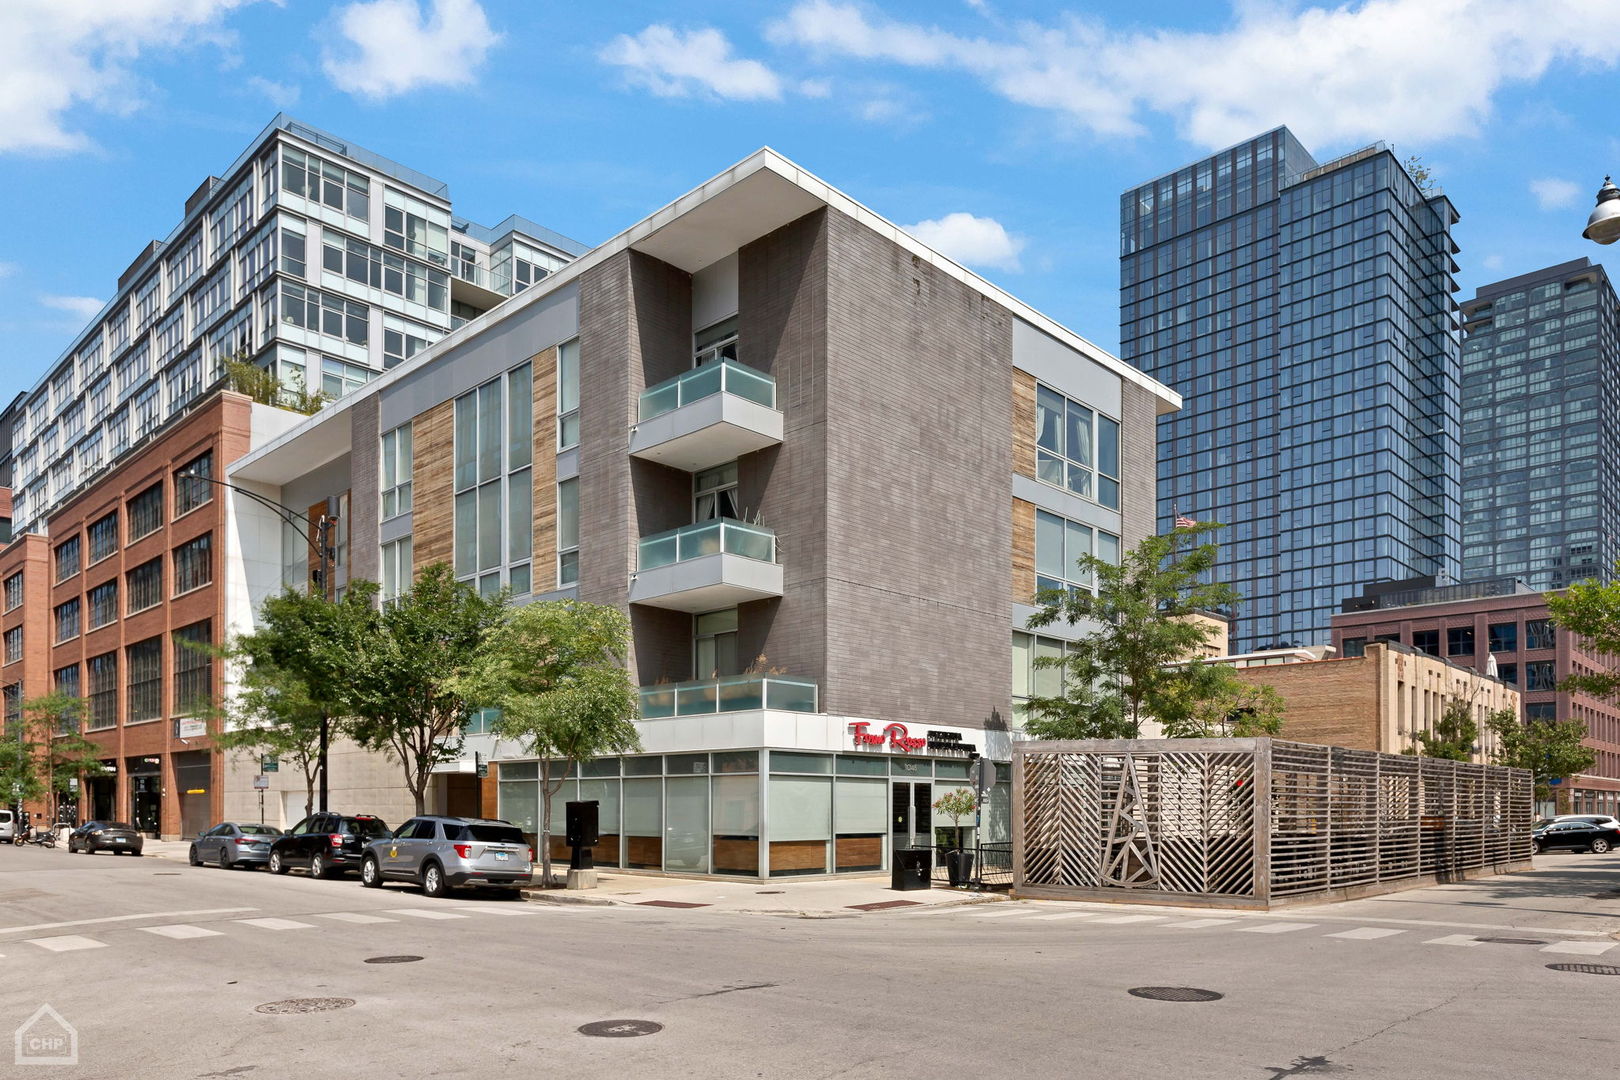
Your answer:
629,393 -> 783,472
629,552 -> 784,612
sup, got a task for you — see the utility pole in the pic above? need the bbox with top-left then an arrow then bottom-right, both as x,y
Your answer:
313,512 -> 335,814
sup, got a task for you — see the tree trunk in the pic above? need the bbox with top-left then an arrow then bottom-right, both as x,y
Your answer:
540,764 -> 555,887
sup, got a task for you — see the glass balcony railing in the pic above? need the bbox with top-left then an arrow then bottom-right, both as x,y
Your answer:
637,518 -> 776,570
638,359 -> 776,422
639,675 -> 819,718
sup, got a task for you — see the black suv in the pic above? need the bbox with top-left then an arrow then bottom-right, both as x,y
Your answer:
268,812 -> 391,878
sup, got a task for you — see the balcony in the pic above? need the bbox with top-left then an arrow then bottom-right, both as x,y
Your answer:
629,360 -> 782,472
639,675 -> 818,718
629,518 -> 783,612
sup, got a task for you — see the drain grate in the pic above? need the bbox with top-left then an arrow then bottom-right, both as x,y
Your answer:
1547,963 -> 1620,976
578,1020 -> 663,1038
756,890 -> 785,895
1127,986 -> 1223,1002
1478,937 -> 1548,945
635,900 -> 710,909
364,955 -> 423,964
255,998 -> 356,1015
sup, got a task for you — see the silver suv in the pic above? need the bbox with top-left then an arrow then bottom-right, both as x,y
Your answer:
360,816 -> 532,898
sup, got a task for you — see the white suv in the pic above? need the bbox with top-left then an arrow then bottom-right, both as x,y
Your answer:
0,809 -> 14,842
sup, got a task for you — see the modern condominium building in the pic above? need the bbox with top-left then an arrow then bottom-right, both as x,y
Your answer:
1120,128 -> 1462,652
224,149 -> 1177,877
1458,258 -> 1620,590
1,114 -> 585,541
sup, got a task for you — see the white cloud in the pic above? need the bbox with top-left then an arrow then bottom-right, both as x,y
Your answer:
0,262 -> 17,279
0,0 -> 260,155
1529,177 -> 1581,210
1481,253 -> 1505,270
323,0 -> 500,101
769,0 -> 1620,149
904,212 -> 1024,271
247,75 -> 300,108
41,295 -> 107,321
600,26 -> 783,101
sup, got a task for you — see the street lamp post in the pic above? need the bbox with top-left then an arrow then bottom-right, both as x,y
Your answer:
175,468 -> 337,812
1582,177 -> 1620,245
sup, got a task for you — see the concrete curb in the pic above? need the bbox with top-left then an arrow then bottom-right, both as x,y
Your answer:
519,888 -> 620,906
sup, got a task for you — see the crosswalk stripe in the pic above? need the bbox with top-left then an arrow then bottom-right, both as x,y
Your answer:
385,909 -> 468,921
1235,922 -> 1315,934
28,935 -> 107,952
1027,912 -> 1096,921
236,918 -> 315,931
964,909 -> 1029,918
1540,940 -> 1616,956
313,912 -> 396,925
1326,927 -> 1405,940
140,924 -> 223,940
1423,934 -> 1483,947
1165,918 -> 1241,929
1089,914 -> 1166,925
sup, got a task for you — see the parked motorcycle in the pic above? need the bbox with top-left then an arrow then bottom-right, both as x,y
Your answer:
13,822 -> 57,848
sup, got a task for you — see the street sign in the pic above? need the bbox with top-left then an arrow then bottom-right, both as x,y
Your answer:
261,757 -> 279,773
252,774 -> 270,790
968,758 -> 995,797
475,752 -> 488,779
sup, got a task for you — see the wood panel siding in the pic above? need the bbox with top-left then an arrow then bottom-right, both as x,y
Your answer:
531,347 -> 559,591
1012,497 -> 1036,604
625,835 -> 662,869
712,837 -> 760,874
1013,368 -> 1037,479
412,399 -> 455,573
768,839 -> 828,872
835,835 -> 883,870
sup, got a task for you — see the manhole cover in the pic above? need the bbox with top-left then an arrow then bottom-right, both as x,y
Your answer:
1478,937 -> 1548,945
1547,963 -> 1620,976
578,1019 -> 663,1038
364,955 -> 423,964
255,998 -> 355,1015
1127,986 -> 1224,1002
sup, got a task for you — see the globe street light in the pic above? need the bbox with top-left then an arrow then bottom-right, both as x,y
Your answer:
1582,176 -> 1620,245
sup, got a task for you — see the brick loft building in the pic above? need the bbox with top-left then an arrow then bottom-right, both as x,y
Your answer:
225,149 -> 1179,878
1333,577 -> 1620,816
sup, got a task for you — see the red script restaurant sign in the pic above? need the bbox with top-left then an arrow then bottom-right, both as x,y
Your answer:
849,722 -> 927,753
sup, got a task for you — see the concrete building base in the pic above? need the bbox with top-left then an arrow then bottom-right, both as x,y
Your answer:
566,868 -> 599,890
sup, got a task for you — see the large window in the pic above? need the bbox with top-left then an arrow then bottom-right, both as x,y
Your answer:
126,558 -> 162,614
88,580 -> 118,630
1447,626 -> 1474,657
1411,629 -> 1440,657
1035,383 -> 1122,509
3,627 -> 20,664
1034,510 -> 1121,596
1013,631 -> 1077,721
174,450 -> 213,517
54,598 -> 80,644
381,424 -> 413,520
88,511 -> 119,564
453,364 -> 533,596
381,537 -> 413,602
173,534 -> 213,595
1526,619 -> 1556,650
694,316 -> 738,367
4,572 -> 22,612
128,484 -> 163,542
282,147 -> 369,219
557,339 -> 579,450
126,638 -> 162,723
2,684 -> 19,737
53,665 -> 80,733
694,609 -> 739,678
1526,661 -> 1557,692
383,188 -> 450,265
173,621 -> 212,716
55,535 -> 81,583
280,282 -> 368,345
693,462 -> 739,521
1487,623 -> 1517,653
557,478 -> 579,586
87,652 -> 117,730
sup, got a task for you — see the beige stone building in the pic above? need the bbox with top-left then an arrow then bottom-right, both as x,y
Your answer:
1226,641 -> 1519,762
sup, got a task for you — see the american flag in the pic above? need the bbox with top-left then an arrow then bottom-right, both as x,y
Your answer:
1173,512 -> 1197,528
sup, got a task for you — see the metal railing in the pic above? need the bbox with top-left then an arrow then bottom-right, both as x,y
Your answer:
638,675 -> 818,718
930,840 -> 1014,890
636,518 -> 776,570
638,359 -> 776,422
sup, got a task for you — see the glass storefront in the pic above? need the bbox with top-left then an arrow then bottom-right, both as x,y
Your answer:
496,749 -> 1010,879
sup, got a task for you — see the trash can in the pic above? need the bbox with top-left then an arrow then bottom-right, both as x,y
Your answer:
891,847 -> 932,891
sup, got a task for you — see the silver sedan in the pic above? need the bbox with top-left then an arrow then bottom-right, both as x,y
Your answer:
189,822 -> 284,869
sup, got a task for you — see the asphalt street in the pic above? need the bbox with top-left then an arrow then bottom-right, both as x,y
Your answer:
2,843 -> 1617,1080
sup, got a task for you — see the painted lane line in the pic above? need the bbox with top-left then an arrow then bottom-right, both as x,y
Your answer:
1235,922 -> 1316,934
140,924 -> 224,940
385,909 -> 469,920
1027,913 -> 1098,921
1012,902 -> 1615,937
313,912 -> 396,925
1088,914 -> 1167,925
236,918 -> 315,931
1165,919 -> 1242,929
964,909 -> 1031,919
1326,927 -> 1406,941
1423,934 -> 1484,947
1540,940 -> 1616,956
28,936 -> 108,952
0,908 -> 257,936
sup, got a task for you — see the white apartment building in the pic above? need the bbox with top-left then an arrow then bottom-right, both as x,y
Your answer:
2,115 -> 584,538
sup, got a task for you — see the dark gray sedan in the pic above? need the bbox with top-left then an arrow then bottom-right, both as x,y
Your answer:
67,821 -> 143,855
189,822 -> 284,869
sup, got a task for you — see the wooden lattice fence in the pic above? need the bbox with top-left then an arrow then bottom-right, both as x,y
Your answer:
1015,738 -> 1534,908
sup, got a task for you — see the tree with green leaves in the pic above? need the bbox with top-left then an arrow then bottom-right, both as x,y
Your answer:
6,693 -> 110,824
1486,706 -> 1596,803
1024,522 -> 1259,740
215,584 -> 378,820
1548,575 -> 1620,702
1155,668 -> 1286,739
339,564 -> 504,816
1406,698 -> 1480,761
223,354 -> 329,415
454,599 -> 640,886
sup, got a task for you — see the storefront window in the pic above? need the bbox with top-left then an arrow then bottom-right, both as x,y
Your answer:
623,777 -> 662,869
665,776 -> 709,873
834,776 -> 886,872
769,775 -> 831,876
665,753 -> 708,776
835,755 -> 887,775
578,777 -> 621,866
891,758 -> 930,777
712,750 -> 758,773
771,751 -> 832,774
711,774 -> 759,876
624,756 -> 662,776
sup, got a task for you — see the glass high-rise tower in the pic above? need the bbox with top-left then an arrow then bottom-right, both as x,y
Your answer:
1120,127 -> 1462,652
1459,258 -> 1620,589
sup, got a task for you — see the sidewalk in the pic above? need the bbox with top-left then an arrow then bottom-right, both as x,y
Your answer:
522,871 -> 1005,916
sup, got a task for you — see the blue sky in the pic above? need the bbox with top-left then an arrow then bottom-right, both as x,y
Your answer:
4,0 -> 1620,408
